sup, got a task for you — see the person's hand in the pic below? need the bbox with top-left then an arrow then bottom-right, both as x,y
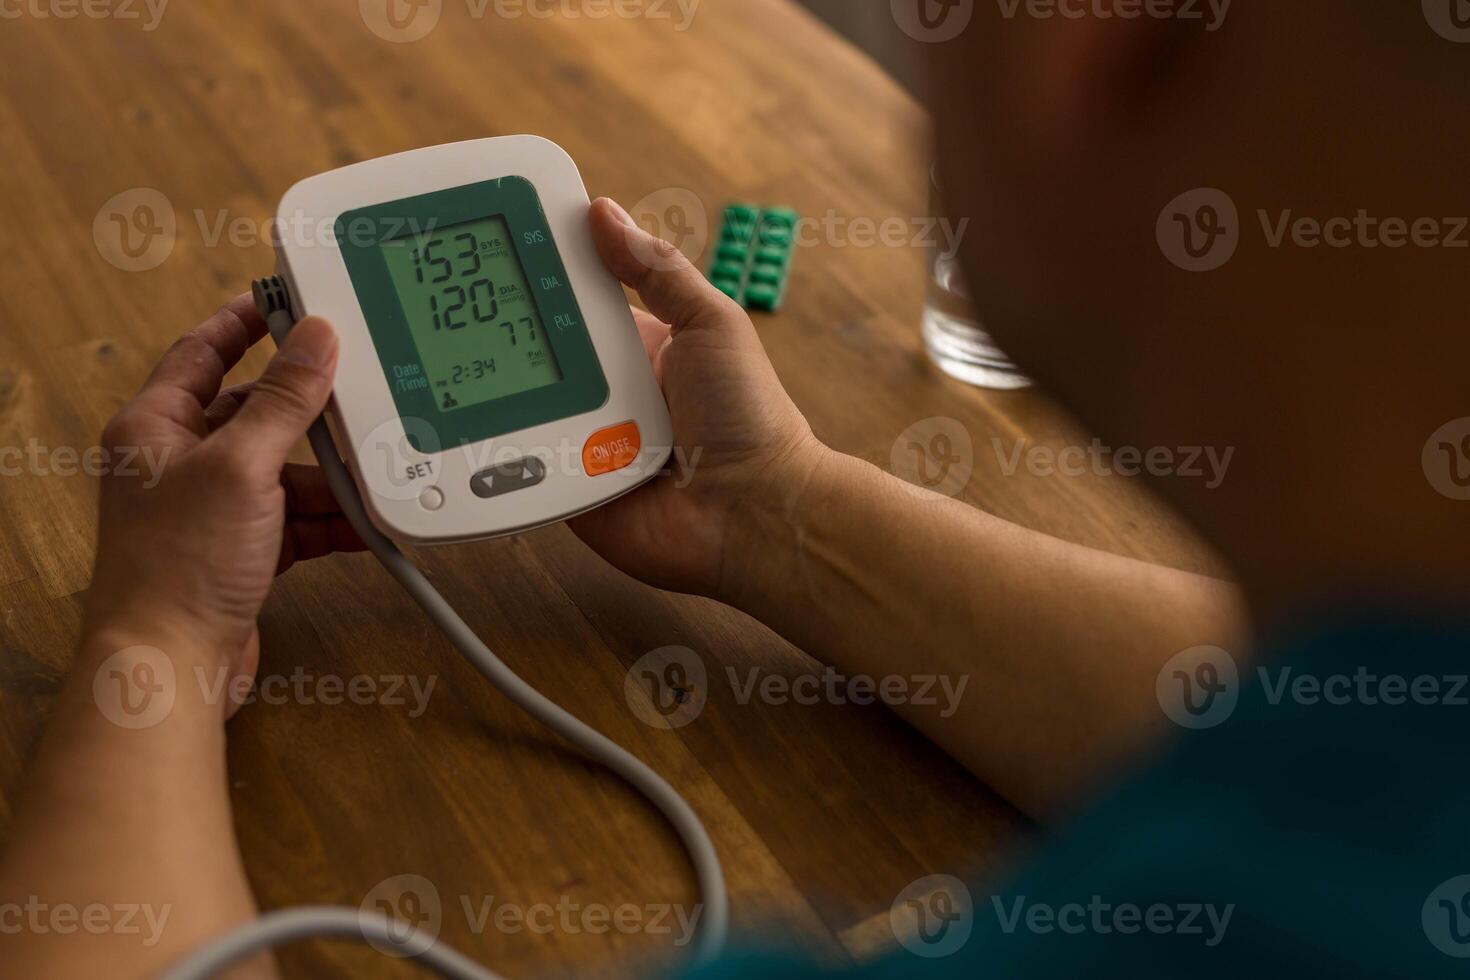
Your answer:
84,295 -> 363,710
569,198 -> 826,598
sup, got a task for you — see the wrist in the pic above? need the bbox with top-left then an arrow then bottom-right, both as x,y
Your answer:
81,571 -> 247,667
79,618 -> 216,665
57,618 -> 234,733
78,602 -> 233,692
714,436 -> 843,609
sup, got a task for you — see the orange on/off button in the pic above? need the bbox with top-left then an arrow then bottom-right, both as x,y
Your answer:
582,421 -> 641,476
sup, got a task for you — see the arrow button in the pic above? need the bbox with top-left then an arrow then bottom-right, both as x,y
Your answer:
469,456 -> 547,500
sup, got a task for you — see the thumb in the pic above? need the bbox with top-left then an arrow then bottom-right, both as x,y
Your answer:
216,316 -> 339,472
589,197 -> 744,335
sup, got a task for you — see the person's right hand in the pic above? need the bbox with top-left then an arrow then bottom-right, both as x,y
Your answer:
569,198 -> 825,598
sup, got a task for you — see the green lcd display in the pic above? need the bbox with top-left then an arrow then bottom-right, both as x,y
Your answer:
379,215 -> 563,413
337,177 -> 609,453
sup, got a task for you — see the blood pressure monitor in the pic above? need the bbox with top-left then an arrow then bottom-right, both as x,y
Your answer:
267,136 -> 672,544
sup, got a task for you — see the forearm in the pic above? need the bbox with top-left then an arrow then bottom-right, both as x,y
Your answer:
719,448 -> 1247,818
0,625 -> 270,979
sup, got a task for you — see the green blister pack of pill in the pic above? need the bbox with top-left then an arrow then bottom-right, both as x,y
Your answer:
706,204 -> 797,312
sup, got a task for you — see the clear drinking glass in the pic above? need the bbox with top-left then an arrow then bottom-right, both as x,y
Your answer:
922,169 -> 1031,390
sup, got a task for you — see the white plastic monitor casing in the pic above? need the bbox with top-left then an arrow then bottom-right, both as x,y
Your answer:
271,136 -> 673,545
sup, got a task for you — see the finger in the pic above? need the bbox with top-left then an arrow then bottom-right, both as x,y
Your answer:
631,306 -> 671,356
140,293 -> 268,408
204,382 -> 254,433
280,463 -> 345,517
590,197 -> 746,335
278,515 -> 367,575
213,317 -> 339,475
630,306 -> 672,380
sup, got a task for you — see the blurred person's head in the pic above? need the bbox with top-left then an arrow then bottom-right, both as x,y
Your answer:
920,1 -> 1470,617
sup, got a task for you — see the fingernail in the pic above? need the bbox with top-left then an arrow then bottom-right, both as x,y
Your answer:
279,317 -> 338,370
603,198 -> 636,228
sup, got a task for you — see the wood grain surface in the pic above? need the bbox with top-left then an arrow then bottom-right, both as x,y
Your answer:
0,1 -> 1221,975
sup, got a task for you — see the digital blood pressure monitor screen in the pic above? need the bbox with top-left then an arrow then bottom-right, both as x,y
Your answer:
337,176 -> 609,451
378,214 -> 563,412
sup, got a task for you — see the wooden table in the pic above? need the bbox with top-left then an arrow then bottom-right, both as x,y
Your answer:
0,1 -> 1218,975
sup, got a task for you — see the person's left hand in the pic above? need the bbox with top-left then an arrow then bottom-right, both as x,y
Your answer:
84,294 -> 363,713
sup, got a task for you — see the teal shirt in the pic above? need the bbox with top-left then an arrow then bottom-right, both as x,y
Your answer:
691,612 -> 1470,977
